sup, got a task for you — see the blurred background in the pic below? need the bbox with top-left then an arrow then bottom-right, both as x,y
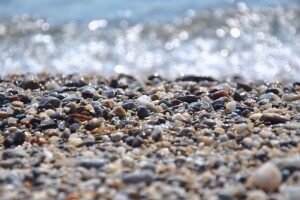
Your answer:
0,0 -> 299,82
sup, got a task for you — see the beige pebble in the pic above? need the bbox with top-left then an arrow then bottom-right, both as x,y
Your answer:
68,138 -> 83,147
7,117 -> 17,124
248,162 -> 281,191
12,101 -> 24,108
44,109 -> 55,117
45,80 -> 60,90
246,190 -> 268,200
234,123 -> 249,134
282,93 -> 300,102
225,101 -> 236,111
172,113 -> 184,121
249,113 -> 262,120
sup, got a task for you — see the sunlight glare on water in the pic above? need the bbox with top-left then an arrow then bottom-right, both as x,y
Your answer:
0,0 -> 299,82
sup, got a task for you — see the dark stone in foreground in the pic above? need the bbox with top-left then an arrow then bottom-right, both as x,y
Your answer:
3,131 -> 26,148
75,158 -> 109,169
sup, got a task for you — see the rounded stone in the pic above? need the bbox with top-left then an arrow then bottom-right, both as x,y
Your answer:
226,101 -> 237,111
248,162 -> 281,191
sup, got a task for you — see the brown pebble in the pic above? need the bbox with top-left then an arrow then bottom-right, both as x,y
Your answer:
260,113 -> 288,124
113,106 -> 127,117
0,111 -> 10,119
210,90 -> 229,100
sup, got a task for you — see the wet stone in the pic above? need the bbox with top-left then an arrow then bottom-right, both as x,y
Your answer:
39,96 -> 61,109
106,89 -> 117,98
82,86 -> 96,99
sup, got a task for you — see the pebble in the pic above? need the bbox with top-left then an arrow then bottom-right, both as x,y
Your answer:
176,95 -> 198,103
82,86 -> 95,99
3,130 -> 26,148
226,101 -> 237,111
11,101 -> 24,108
110,132 -> 123,142
260,113 -> 288,124
136,95 -> 156,111
76,158 -> 109,169
113,106 -> 127,117
247,162 -> 282,191
39,96 -> 61,109
18,79 -> 40,90
122,170 -> 155,184
85,118 -> 103,131
210,90 -> 229,100
282,93 -> 300,102
172,113 -> 184,121
137,106 -> 149,119
246,190 -> 268,200
122,100 -> 135,110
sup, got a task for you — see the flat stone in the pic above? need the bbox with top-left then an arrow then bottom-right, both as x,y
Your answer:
76,158 -> 109,169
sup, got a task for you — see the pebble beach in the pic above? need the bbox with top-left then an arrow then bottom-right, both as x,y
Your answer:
0,73 -> 300,199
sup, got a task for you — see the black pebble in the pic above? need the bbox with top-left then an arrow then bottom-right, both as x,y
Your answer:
3,130 -> 26,148
232,92 -> 244,101
177,95 -> 198,103
39,96 -> 61,109
82,86 -> 95,99
18,80 -> 40,90
122,100 -> 135,110
137,106 -> 149,119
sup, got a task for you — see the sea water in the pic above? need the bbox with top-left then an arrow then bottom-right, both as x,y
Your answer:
0,0 -> 299,82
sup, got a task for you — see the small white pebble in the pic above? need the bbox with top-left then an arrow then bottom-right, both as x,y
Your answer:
225,100 -> 236,110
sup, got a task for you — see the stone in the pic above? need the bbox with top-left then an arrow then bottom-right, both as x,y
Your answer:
110,132 -> 123,142
247,162 -> 281,191
122,170 -> 155,184
76,158 -> 109,169
39,96 -> 61,109
226,101 -> 237,111
176,95 -> 198,103
81,86 -> 96,99
113,106 -> 127,117
3,130 -> 26,148
19,79 -> 40,90
137,106 -> 149,119
246,190 -> 268,200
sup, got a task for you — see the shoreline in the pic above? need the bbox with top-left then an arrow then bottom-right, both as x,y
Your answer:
0,73 -> 299,199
